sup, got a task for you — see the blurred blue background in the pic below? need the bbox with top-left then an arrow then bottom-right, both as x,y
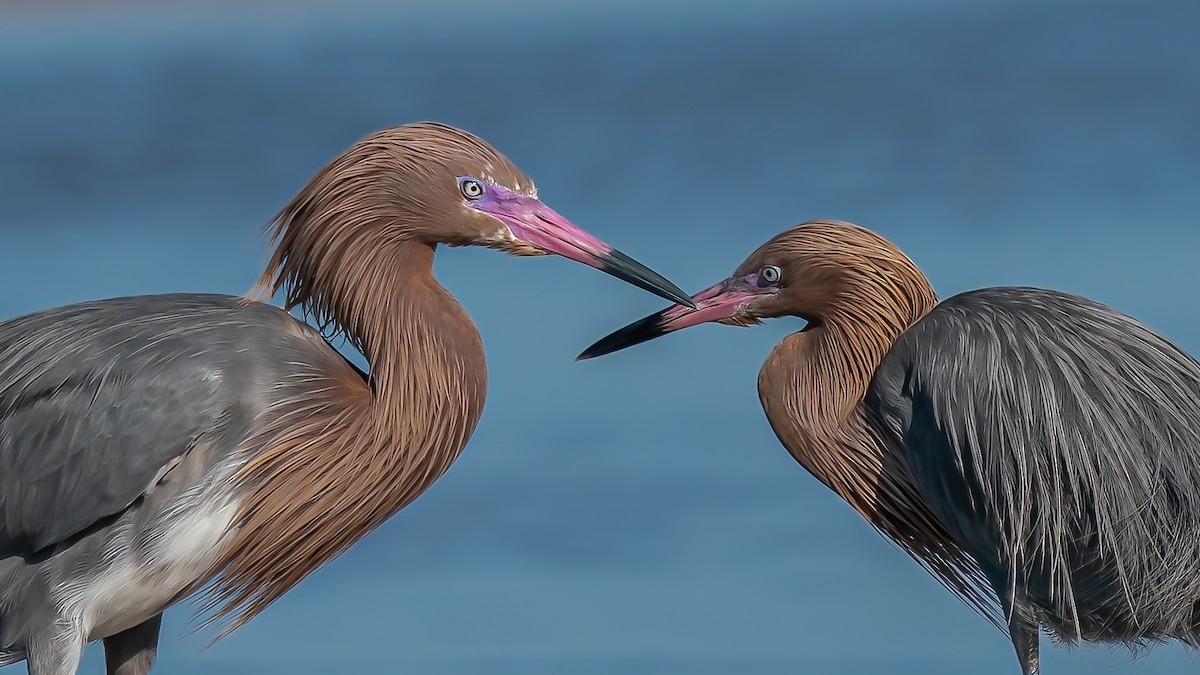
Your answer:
2,0 -> 1199,673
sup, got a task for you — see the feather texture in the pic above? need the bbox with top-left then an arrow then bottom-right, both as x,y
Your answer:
870,287 -> 1200,645
747,221 -> 1200,660
207,123 -> 517,630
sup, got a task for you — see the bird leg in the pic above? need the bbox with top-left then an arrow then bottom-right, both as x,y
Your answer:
988,570 -> 1041,675
103,614 -> 162,675
1005,600 -> 1040,675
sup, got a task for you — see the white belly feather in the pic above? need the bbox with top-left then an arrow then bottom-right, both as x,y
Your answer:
52,490 -> 242,640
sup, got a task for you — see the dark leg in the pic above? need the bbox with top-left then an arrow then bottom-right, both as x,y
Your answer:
989,570 -> 1040,675
1008,611 -> 1040,675
103,614 -> 163,675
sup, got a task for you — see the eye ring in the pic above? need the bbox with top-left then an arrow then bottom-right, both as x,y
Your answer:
460,179 -> 485,200
760,265 -> 782,284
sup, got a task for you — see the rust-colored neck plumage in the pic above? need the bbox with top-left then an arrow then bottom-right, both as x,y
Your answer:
757,267 -> 935,515
755,223 -> 995,617
754,224 -> 938,486
204,129 -> 491,632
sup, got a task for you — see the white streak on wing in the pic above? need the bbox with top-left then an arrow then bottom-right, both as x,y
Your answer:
51,460 -> 244,641
82,499 -> 238,639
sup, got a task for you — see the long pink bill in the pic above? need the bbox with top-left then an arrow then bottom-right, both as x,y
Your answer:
467,182 -> 695,308
576,278 -> 766,360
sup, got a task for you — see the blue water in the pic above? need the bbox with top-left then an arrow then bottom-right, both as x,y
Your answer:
2,0 -> 1199,672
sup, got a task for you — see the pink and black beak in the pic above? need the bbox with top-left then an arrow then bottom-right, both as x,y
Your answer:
576,272 -> 778,360
461,177 -> 695,308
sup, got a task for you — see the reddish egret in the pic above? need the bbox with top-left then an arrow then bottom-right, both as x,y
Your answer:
580,220 -> 1200,674
0,122 -> 693,675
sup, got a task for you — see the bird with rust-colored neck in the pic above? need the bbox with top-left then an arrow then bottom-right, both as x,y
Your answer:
0,121 -> 692,675
581,220 -> 1200,674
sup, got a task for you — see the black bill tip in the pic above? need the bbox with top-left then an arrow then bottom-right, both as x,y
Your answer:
600,249 -> 697,309
576,310 -> 671,361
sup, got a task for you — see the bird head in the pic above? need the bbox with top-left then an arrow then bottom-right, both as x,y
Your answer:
451,172 -> 695,308
257,122 -> 693,310
577,220 -> 934,359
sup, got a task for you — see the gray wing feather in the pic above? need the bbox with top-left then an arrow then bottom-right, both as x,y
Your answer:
0,294 -> 275,558
868,287 -> 1200,643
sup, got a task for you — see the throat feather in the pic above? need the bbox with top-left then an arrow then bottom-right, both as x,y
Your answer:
205,271 -> 486,633
759,322 -> 999,627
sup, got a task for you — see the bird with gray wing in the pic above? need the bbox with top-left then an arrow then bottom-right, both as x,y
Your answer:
0,121 -> 694,675
579,220 -> 1200,675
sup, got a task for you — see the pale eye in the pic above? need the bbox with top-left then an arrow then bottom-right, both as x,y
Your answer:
760,265 -> 782,284
460,178 -> 485,200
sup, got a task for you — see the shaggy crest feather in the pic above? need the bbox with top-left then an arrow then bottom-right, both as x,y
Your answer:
203,123 -> 513,631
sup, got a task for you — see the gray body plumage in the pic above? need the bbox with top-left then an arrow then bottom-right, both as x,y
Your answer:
0,294 -> 359,673
868,287 -> 1200,657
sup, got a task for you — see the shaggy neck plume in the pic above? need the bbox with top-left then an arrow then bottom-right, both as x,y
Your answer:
758,256 -> 937,500
758,296 -> 926,515
757,253 -> 997,619
207,227 -> 486,632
